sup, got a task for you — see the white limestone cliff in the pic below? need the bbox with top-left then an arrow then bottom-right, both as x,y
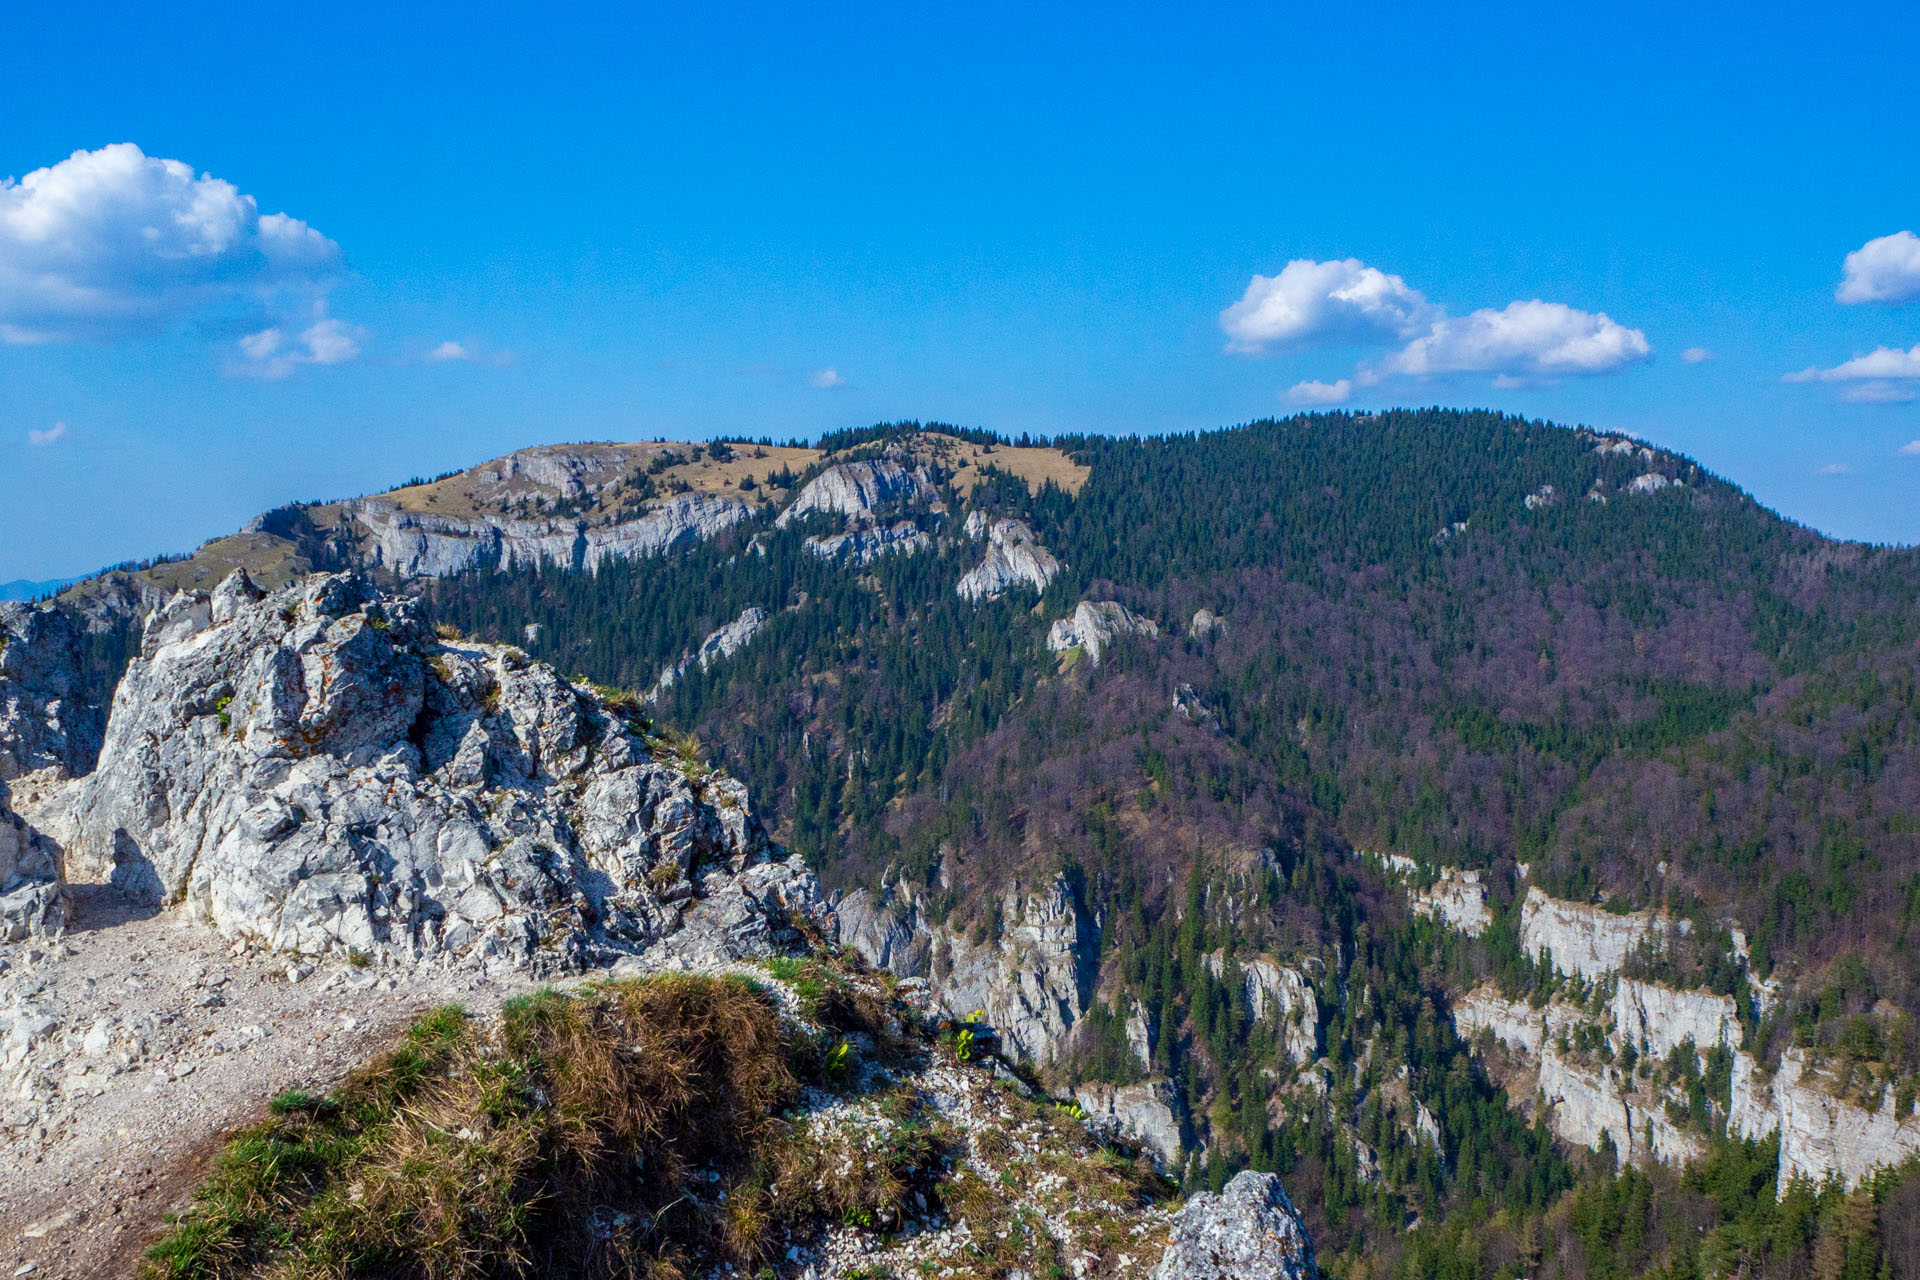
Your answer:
1520,887 -> 1670,980
1047,600 -> 1158,665
651,606 -> 769,697
956,512 -> 1062,601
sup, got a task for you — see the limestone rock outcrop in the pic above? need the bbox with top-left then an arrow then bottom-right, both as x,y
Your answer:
775,459 -> 935,528
956,512 -> 1061,601
0,805 -> 67,941
1733,1050 -> 1920,1188
1153,1170 -> 1318,1280
1411,867 -> 1491,935
1611,978 -> 1738,1061
63,572 -> 830,970
350,490 -> 751,577
1075,1078 -> 1187,1171
0,603 -> 102,782
1457,979 -> 1920,1188
804,519 -> 931,565
652,607 -> 769,697
837,873 -> 1095,1065
1047,600 -> 1158,665
1520,887 -> 1670,980
1207,951 -> 1319,1065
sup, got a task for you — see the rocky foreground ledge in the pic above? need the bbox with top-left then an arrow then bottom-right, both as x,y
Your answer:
0,573 -> 1319,1278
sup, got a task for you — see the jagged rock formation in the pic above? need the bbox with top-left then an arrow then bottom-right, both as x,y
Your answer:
956,511 -> 1062,601
775,458 -> 935,527
351,489 -> 752,577
0,603 -> 99,940
804,519 -> 930,564
1076,1078 -> 1187,1171
651,606 -> 768,697
1520,887 -> 1669,980
1410,867 -> 1491,935
836,873 -> 1094,1065
0,603 -> 101,782
63,571 -> 828,969
1736,1050 -> 1920,1187
1153,1170 -> 1319,1280
1627,472 -> 1675,494
1047,600 -> 1158,665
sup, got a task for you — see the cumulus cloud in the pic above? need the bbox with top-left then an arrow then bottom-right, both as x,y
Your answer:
1837,231 -> 1920,305
27,421 -> 67,446
1899,441 -> 1920,456
230,304 -> 365,379
1784,342 -> 1920,407
1220,258 -> 1435,352
1376,300 -> 1652,380
1682,347 -> 1713,363
1286,378 -> 1352,406
1226,257 -> 1651,394
427,340 -> 469,362
810,367 -> 847,390
0,143 -> 343,344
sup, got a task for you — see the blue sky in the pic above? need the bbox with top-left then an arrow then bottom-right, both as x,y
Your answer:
3,0 -> 1918,579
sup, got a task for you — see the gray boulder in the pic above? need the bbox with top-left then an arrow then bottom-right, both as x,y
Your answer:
1154,1171 -> 1318,1280
66,571 -> 831,970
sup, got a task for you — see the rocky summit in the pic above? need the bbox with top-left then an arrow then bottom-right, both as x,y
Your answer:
60,570 -> 828,969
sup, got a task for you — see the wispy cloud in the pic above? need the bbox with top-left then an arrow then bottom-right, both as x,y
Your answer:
0,143 -> 343,345
27,421 -> 67,446
1898,441 -> 1920,456
1784,342 -> 1920,404
1682,347 -> 1713,364
810,367 -> 848,390
1818,463 -> 1853,475
427,340 -> 469,362
1838,230 -> 1920,305
229,302 -> 366,379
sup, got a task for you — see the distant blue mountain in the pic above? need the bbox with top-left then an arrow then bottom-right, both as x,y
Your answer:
0,578 -> 79,603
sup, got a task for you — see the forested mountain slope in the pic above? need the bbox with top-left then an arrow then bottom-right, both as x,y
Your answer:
22,410 -> 1920,1277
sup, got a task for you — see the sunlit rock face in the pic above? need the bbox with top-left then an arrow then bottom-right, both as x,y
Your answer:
66,572 -> 828,970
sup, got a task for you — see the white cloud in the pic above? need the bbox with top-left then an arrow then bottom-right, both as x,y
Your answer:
1682,347 -> 1713,363
1841,382 -> 1916,404
27,421 -> 67,446
1377,300 -> 1652,380
230,304 -> 365,379
1220,258 -> 1435,353
810,367 -> 847,390
1286,378 -> 1352,406
1899,440 -> 1920,456
1818,463 -> 1853,475
426,340 -> 469,362
0,143 -> 342,343
1837,231 -> 1920,305
1784,342 -> 1920,385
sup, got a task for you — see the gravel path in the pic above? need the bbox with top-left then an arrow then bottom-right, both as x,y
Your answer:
0,887 -> 531,1279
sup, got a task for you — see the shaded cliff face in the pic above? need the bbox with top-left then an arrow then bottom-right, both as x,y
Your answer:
63,571 -> 828,970
0,602 -> 102,782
